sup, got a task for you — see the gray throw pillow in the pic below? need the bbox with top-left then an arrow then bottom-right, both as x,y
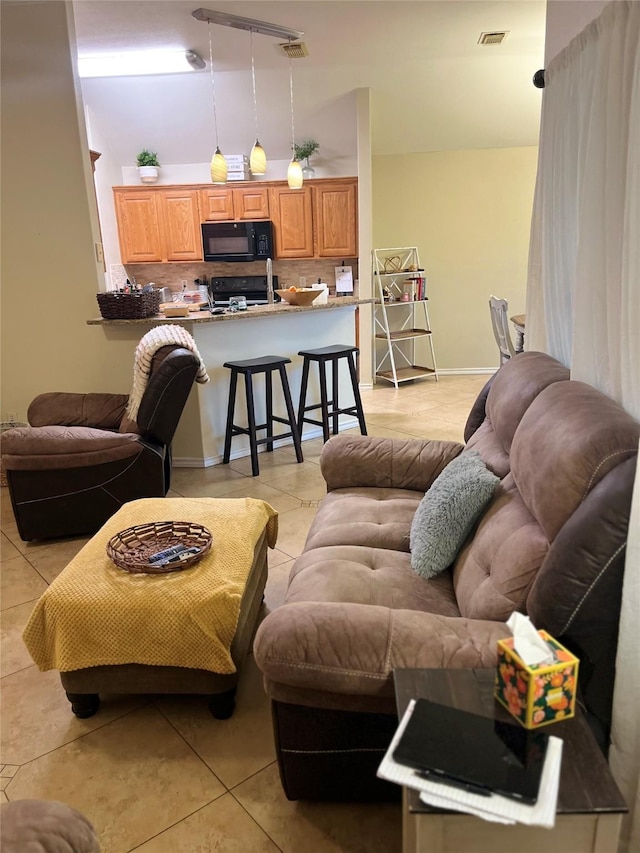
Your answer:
410,450 -> 499,579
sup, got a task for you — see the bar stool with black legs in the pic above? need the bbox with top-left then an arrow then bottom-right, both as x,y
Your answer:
223,355 -> 303,477
297,344 -> 367,443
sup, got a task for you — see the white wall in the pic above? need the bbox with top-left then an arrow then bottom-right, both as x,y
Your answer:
85,105 -> 127,292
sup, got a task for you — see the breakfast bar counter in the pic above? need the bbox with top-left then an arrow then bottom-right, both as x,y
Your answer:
88,297 -> 372,467
87,295 -> 370,325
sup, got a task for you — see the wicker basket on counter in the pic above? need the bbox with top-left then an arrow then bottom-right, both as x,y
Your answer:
97,290 -> 161,320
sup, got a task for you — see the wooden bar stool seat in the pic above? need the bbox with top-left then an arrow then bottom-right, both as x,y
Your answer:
223,355 -> 303,476
297,344 -> 367,443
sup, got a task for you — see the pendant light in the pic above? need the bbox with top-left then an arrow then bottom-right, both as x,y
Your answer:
287,41 -> 303,189
207,23 -> 227,184
249,31 -> 267,175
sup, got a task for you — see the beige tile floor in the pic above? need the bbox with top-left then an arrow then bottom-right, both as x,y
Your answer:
0,374 -> 489,853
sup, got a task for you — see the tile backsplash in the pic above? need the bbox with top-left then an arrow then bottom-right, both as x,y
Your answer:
122,258 -> 359,297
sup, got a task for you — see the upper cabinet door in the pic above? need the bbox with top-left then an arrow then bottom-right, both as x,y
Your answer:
159,190 -> 202,261
114,190 -> 163,263
233,187 -> 270,220
313,181 -> 358,258
199,188 -> 235,221
269,187 -> 314,258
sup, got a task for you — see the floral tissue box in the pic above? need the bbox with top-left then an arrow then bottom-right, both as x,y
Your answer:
494,630 -> 579,729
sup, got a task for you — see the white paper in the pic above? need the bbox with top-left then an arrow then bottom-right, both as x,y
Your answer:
377,699 -> 562,828
507,613 -> 555,666
109,264 -> 128,291
335,265 -> 353,293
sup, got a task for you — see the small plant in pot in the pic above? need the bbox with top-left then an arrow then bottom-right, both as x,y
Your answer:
294,139 -> 319,179
136,150 -> 160,183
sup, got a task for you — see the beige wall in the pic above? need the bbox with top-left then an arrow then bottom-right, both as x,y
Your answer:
1,2 -> 117,411
372,147 -> 538,370
0,2 -> 201,457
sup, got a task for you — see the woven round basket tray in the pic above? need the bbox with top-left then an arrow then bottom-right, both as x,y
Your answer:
107,521 -> 212,574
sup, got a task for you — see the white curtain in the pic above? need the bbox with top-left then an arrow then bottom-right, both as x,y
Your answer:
526,3 -> 640,851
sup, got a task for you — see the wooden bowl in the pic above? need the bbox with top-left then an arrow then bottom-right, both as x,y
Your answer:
275,288 -> 321,307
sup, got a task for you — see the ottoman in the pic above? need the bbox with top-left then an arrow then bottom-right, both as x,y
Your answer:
23,496 -> 277,719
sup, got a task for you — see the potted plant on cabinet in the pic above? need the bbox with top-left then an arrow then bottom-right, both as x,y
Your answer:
294,139 -> 319,179
136,150 -> 160,184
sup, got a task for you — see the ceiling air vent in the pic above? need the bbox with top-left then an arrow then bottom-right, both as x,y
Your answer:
478,31 -> 509,46
279,41 -> 309,59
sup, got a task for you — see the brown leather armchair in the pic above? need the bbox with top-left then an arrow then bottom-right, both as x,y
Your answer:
2,346 -> 200,541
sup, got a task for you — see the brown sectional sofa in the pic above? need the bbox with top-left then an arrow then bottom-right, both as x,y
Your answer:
253,352 -> 639,801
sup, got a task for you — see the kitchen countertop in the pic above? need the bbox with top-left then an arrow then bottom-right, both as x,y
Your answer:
87,296 -> 372,325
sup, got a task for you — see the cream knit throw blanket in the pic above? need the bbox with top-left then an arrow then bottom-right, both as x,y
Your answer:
125,325 -> 210,421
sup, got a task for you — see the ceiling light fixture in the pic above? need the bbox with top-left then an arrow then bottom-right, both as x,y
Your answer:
78,49 -> 204,78
287,41 -> 303,190
192,8 -> 303,41
249,30 -> 267,176
185,49 -> 206,70
193,8 -> 304,184
207,23 -> 227,184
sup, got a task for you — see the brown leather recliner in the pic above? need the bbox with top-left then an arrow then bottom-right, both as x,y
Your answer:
2,346 -> 200,541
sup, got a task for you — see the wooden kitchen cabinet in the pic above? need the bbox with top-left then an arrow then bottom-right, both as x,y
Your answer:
313,180 -> 358,258
158,189 -> 201,261
114,177 -> 357,263
114,190 -> 163,263
269,178 -> 358,260
233,187 -> 269,220
114,187 -> 202,263
269,186 -> 314,258
199,186 -> 269,221
199,188 -> 235,221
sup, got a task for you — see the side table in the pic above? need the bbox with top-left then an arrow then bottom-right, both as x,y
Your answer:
395,668 -> 626,853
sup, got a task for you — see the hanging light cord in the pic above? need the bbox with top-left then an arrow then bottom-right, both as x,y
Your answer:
250,30 -> 260,141
288,41 -> 296,156
208,23 -> 220,148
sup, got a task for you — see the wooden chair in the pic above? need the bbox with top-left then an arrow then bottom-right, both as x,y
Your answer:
489,295 -> 517,365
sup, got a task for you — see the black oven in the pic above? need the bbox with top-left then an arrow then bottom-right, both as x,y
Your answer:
210,275 -> 280,306
201,220 -> 273,263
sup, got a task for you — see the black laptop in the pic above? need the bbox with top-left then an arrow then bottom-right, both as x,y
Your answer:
393,698 -> 549,804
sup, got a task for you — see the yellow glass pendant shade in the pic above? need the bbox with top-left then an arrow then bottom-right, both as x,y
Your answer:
250,140 -> 267,175
210,147 -> 228,184
287,158 -> 303,189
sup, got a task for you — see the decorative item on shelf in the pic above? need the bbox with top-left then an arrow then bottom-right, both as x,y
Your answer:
107,520 -> 212,574
382,255 -> 402,273
207,22 -> 227,184
287,40 -> 303,189
136,149 -> 160,184
249,30 -> 267,175
224,154 -> 251,181
294,139 -> 319,179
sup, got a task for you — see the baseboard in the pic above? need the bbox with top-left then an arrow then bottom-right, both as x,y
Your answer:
436,368 -> 497,375
173,419 -> 359,468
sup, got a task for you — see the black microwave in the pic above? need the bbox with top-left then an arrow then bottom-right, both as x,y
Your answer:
201,220 -> 273,263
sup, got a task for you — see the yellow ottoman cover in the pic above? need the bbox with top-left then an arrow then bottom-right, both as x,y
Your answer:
23,497 -> 278,675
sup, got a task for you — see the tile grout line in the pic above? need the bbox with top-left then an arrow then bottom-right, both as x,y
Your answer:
1,698 -> 156,793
